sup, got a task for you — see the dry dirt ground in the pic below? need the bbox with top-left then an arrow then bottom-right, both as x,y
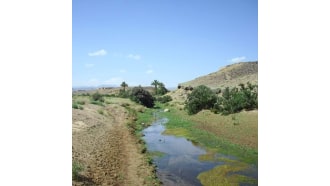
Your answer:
72,99 -> 157,186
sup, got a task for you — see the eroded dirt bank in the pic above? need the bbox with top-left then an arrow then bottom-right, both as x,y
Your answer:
72,101 -> 157,186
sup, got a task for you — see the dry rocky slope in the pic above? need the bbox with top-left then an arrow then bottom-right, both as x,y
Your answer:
179,61 -> 258,89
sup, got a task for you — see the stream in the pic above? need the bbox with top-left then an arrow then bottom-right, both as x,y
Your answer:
142,116 -> 258,186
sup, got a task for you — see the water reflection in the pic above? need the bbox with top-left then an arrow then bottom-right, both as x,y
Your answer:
143,118 -> 223,186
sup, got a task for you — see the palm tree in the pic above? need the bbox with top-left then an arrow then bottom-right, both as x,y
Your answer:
158,82 -> 167,95
151,80 -> 160,95
121,81 -> 128,92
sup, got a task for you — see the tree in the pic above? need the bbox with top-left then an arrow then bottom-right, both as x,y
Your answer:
130,86 -> 155,108
151,80 -> 160,95
158,82 -> 169,95
184,85 -> 217,115
215,82 -> 258,115
121,81 -> 128,92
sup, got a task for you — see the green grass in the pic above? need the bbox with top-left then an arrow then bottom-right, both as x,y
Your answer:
135,108 -> 156,129
72,102 -> 83,110
72,161 -> 84,180
90,100 -> 105,106
192,110 -> 258,150
97,109 -> 104,115
197,161 -> 257,186
159,105 -> 257,165
76,100 -> 85,105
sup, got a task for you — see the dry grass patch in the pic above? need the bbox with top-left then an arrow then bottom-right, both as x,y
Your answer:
192,110 -> 258,150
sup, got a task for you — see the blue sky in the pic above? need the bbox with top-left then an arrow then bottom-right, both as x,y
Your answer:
73,0 -> 258,88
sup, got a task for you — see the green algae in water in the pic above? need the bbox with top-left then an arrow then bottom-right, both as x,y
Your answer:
197,159 -> 257,186
162,128 -> 191,138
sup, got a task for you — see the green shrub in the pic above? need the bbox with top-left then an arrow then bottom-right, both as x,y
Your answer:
72,103 -> 79,109
72,102 -> 83,110
90,100 -> 104,106
156,95 -> 173,103
97,109 -> 104,115
119,89 -> 130,98
72,161 -> 84,180
76,100 -> 85,105
215,82 -> 258,115
81,93 -> 90,96
91,92 -> 105,102
130,86 -> 155,108
184,85 -> 217,115
158,83 -> 169,95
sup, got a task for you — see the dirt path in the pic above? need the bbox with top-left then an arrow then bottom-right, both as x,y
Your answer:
72,102 -> 157,186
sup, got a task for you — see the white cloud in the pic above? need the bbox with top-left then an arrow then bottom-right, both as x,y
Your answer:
85,63 -> 94,68
127,54 -> 141,60
103,77 -> 124,86
88,49 -> 107,56
231,56 -> 246,63
146,70 -> 153,74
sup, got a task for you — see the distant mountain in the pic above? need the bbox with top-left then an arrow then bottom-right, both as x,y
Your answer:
179,61 -> 258,89
72,86 -> 98,91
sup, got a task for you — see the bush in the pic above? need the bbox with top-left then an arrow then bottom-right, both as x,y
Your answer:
130,86 -> 155,108
215,82 -> 258,115
90,100 -> 104,106
119,89 -> 130,98
156,95 -> 173,103
184,85 -> 217,115
72,103 -> 79,109
158,85 -> 169,95
91,92 -> 105,102
72,161 -> 84,180
72,102 -> 83,110
81,93 -> 90,96
97,109 -> 104,115
184,86 -> 193,91
76,100 -> 85,105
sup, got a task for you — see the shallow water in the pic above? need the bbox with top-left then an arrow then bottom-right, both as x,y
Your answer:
142,117 -> 257,186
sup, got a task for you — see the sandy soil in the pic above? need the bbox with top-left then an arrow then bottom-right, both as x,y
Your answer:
72,101 -> 156,186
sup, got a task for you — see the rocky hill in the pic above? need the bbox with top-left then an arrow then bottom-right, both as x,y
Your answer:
179,61 -> 258,90
167,61 -> 258,105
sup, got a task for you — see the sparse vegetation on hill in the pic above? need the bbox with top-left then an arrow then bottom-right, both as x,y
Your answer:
91,92 -> 105,102
179,61 -> 258,89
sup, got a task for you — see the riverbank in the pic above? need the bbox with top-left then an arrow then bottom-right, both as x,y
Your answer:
137,103 -> 258,185
160,106 -> 258,165
72,95 -> 160,185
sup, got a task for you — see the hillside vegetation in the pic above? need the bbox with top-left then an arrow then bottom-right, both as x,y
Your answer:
179,61 -> 258,89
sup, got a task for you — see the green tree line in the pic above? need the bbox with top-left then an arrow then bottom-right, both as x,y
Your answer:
185,82 -> 258,115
